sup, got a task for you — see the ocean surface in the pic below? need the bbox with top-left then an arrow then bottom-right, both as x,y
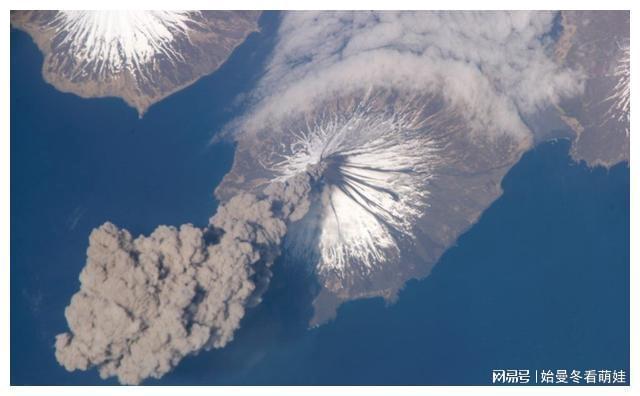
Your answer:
10,12 -> 629,386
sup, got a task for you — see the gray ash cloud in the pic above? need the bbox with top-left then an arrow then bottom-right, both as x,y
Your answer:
55,172 -> 313,384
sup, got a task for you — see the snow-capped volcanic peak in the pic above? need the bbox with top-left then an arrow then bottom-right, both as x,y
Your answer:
606,42 -> 630,136
12,10 -> 262,115
268,93 -> 447,284
49,11 -> 198,77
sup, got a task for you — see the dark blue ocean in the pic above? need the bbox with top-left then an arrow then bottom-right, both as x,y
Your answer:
10,12 -> 629,386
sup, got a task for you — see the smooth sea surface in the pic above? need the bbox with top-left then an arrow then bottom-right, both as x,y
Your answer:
10,13 -> 629,386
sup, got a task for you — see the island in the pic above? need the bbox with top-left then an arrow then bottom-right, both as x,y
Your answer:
11,11 -> 261,116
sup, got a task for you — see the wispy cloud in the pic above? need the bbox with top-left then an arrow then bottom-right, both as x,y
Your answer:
238,11 -> 582,141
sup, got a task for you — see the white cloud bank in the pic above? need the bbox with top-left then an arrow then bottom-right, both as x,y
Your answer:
239,11 -> 582,142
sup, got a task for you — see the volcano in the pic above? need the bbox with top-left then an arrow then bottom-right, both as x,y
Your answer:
11,10 -> 261,115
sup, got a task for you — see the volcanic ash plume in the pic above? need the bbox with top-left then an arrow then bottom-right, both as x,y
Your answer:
55,173 -> 313,385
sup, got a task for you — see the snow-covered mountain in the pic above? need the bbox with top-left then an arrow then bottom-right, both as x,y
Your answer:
606,42 -> 630,137
47,11 -> 200,80
216,85 -> 529,324
272,92 -> 445,287
11,10 -> 261,115
555,11 -> 630,167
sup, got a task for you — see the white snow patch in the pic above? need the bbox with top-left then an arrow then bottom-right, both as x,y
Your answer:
48,11 -> 200,80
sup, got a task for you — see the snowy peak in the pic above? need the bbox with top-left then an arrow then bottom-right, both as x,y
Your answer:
11,10 -> 261,115
606,42 -> 630,136
49,11 -> 198,77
